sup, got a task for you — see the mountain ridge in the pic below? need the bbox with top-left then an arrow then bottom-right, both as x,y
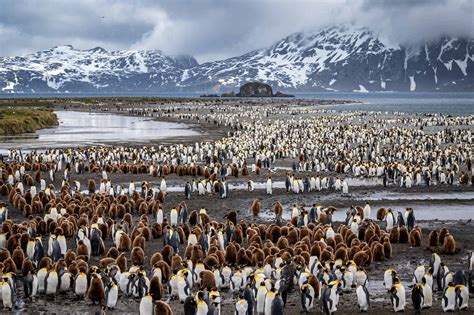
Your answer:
1,25 -> 473,93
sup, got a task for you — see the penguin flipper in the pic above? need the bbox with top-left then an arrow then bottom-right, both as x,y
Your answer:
442,290 -> 448,308
456,290 -> 462,307
393,292 -> 399,308
363,286 -> 370,307
44,272 -> 50,292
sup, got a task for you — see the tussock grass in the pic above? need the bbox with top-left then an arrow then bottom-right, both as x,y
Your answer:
0,108 -> 58,135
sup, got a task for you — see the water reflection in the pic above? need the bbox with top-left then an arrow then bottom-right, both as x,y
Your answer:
0,110 -> 200,152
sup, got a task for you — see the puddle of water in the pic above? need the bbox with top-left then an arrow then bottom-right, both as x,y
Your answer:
0,110 -> 199,152
366,191 -> 474,201
259,203 -> 474,222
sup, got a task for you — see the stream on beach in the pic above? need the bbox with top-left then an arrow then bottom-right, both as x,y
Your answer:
0,110 -> 200,153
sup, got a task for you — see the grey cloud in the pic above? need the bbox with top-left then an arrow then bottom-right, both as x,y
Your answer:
0,0 -> 472,63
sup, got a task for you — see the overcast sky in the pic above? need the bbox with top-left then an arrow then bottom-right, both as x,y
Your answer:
0,0 -> 472,63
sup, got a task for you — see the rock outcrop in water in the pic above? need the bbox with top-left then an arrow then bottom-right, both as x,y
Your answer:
221,82 -> 294,97
237,82 -> 273,97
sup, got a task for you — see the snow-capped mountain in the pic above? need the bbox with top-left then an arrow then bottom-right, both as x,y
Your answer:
0,45 -> 198,93
184,25 -> 474,92
1,25 -> 473,93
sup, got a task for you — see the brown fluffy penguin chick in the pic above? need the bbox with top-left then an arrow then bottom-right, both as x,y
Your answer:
398,226 -> 409,243
334,247 -> 347,261
320,249 -> 334,262
107,247 -> 119,259
88,179 -> 96,194
88,273 -> 105,305
149,275 -> 163,301
274,202 -> 283,218
161,245 -> 174,267
353,251 -> 369,267
199,270 -> 216,291
132,234 -> 145,251
438,227 -> 449,245
225,243 -> 237,265
12,246 -> 24,270
409,229 -> 422,247
150,252 -> 163,267
3,257 -> 17,274
116,253 -> 128,273
250,199 -> 261,216
371,242 -> 385,262
154,301 -> 173,315
376,208 -> 386,221
155,261 -> 171,284
389,227 -> 399,243
118,233 -> 132,252
383,240 -> 392,259
22,257 -> 34,277
203,255 -> 220,270
99,257 -> 115,267
225,210 -> 238,226
428,230 -> 439,247
443,233 -> 456,255
76,238 -> 88,255
38,256 -> 52,270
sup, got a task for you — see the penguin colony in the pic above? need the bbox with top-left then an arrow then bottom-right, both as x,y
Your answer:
0,101 -> 472,314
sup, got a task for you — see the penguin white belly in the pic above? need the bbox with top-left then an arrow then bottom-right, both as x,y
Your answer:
118,273 -> 130,293
59,273 -> 71,292
457,286 -> 469,310
26,242 -> 35,259
256,288 -> 267,313
342,182 -> 348,194
304,287 -> 315,310
1,283 -> 12,309
32,275 -> 38,297
264,294 -> 275,315
75,276 -> 88,295
169,275 -> 180,297
187,234 -> 197,246
364,207 -> 371,220
356,285 -> 369,311
386,215 -> 394,231
442,290 -> 456,311
58,237 -> 67,255
329,288 -> 339,312
196,302 -> 208,315
37,269 -> 48,293
46,273 -> 58,294
139,296 -> 154,315
156,210 -> 163,225
350,223 -> 359,235
170,211 -> 178,226
83,237 -> 92,257
230,274 -> 242,292
422,284 -> 432,308
291,208 -> 299,219
177,278 -> 189,302
235,300 -> 248,315
107,285 -> 118,309
392,286 -> 406,312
